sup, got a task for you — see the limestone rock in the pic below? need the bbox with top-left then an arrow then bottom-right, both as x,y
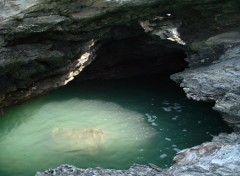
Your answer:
167,133 -> 240,176
171,32 -> 240,130
214,93 -> 240,130
35,163 -> 164,176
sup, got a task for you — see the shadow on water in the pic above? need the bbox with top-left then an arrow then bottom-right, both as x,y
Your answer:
0,75 -> 232,176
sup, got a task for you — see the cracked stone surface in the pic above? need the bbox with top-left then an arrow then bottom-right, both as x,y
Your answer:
171,31 -> 240,131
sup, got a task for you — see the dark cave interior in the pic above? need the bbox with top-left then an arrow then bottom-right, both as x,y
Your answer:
76,34 -> 188,80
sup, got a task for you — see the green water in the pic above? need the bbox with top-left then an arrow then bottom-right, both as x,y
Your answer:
0,77 -> 232,176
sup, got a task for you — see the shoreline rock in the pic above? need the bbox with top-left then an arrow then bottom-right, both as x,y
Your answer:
36,164 -> 164,176
171,31 -> 240,131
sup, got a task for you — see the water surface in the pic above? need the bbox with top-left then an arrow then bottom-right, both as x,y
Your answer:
0,77 -> 232,176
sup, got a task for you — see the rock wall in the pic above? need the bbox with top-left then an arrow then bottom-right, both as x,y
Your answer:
0,0 -> 171,108
1,0 -> 240,110
171,31 -> 240,131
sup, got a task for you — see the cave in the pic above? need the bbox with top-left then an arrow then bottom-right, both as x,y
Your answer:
0,27 -> 233,176
76,33 -> 187,80
1,0 -> 240,175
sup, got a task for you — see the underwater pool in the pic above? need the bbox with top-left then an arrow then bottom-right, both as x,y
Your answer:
0,77 -> 232,176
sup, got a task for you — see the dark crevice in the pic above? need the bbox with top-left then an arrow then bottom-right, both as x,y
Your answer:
76,34 -> 187,81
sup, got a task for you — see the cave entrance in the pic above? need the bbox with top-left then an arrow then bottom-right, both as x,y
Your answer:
0,32 -> 232,176
76,33 -> 187,80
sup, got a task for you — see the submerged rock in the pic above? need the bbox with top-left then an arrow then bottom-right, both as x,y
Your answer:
36,133 -> 240,176
51,128 -> 105,153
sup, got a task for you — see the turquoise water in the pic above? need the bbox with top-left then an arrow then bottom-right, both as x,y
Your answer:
0,77 -> 232,176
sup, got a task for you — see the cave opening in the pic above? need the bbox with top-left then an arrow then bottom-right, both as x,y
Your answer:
76,33 -> 188,81
0,30 -> 233,176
